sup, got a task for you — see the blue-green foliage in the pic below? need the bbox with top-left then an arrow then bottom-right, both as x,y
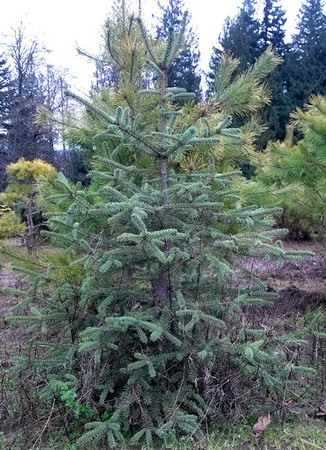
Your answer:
2,11 -> 316,449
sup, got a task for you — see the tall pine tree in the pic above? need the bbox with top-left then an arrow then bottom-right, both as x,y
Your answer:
258,0 -> 288,146
285,0 -> 326,114
0,55 -> 13,190
207,0 -> 261,96
260,0 -> 287,51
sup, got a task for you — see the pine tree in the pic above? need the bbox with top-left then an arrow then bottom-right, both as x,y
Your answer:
254,94 -> 326,238
222,0 -> 261,67
285,0 -> 326,114
156,0 -> 202,101
208,0 -> 288,147
4,23 -> 56,164
1,7 -> 314,448
206,0 -> 261,149
206,0 -> 267,174
0,55 -> 13,190
86,0 -> 134,92
204,48 -> 284,164
258,0 -> 288,146
207,0 -> 261,94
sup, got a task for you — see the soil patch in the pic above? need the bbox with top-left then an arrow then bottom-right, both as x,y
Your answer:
262,240 -> 326,291
239,240 -> 326,335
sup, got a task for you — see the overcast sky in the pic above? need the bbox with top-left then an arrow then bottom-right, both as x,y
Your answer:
0,0 -> 305,94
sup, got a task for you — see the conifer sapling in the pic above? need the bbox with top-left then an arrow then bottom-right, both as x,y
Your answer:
1,7 -> 315,448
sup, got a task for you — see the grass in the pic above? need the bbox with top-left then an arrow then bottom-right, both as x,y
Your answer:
2,420 -> 324,449
170,419 -> 326,449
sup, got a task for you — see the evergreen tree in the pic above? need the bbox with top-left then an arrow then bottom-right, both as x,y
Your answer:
206,0 -> 261,144
156,0 -> 202,101
206,2 -> 259,175
254,94 -> 326,238
207,0 -> 260,91
0,55 -> 13,190
258,0 -> 288,146
1,8 -> 314,448
285,0 -> 326,114
260,0 -> 287,51
208,0 -> 288,147
87,0 -> 129,92
86,0 -> 150,93
5,24 -> 56,165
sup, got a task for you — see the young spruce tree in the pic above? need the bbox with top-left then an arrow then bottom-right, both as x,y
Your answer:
2,9 -> 314,449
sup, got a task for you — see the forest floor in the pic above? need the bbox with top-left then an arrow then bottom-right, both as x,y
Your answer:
0,240 -> 325,448
244,240 -> 326,327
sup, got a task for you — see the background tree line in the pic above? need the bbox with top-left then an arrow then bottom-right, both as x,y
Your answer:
0,23 -> 85,190
208,0 -> 326,147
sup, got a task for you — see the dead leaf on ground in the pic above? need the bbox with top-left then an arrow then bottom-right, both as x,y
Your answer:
253,412 -> 271,438
281,398 -> 296,407
315,405 -> 326,417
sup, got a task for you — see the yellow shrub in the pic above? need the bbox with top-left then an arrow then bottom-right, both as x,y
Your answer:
0,209 -> 25,239
0,158 -> 57,239
6,158 -> 57,183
